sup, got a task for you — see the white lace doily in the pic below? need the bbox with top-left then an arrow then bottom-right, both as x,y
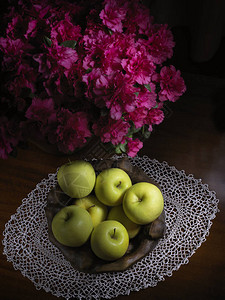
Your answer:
2,155 -> 219,300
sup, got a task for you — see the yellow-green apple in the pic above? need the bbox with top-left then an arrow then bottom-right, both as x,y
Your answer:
123,182 -> 164,225
57,160 -> 96,198
51,205 -> 93,247
94,168 -> 132,206
73,195 -> 108,227
107,205 -> 141,239
90,220 -> 129,261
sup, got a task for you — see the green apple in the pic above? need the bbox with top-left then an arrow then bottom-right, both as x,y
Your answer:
51,205 -> 93,247
57,160 -> 96,198
90,220 -> 129,261
73,195 -> 108,227
123,182 -> 164,225
94,168 -> 132,206
107,205 -> 141,239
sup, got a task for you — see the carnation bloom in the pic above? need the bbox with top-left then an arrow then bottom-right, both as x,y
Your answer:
34,44 -> 78,77
121,44 -> 156,84
146,107 -> 165,131
0,0 -> 186,159
127,107 -> 148,128
143,24 -> 175,64
48,44 -> 79,73
99,0 -> 128,33
158,65 -> 186,102
8,63 -> 37,98
126,138 -> 143,157
93,117 -> 130,145
51,20 -> 82,44
124,0 -> 153,34
0,37 -> 32,71
6,14 -> 38,40
34,43 -> 79,95
0,117 -> 21,159
56,109 -> 91,153
82,68 -> 112,108
25,97 -> 57,127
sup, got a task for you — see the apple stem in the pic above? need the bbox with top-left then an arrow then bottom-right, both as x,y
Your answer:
88,205 -> 95,209
112,228 -> 116,238
116,181 -> 122,188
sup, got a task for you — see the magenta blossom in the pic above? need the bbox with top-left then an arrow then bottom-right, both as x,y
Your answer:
0,0 -> 186,159
56,109 -> 92,153
99,0 -> 128,33
126,138 -> 143,157
121,48 -> 155,84
93,117 -> 130,145
146,108 -> 165,131
25,97 -> 57,129
143,24 -> 175,64
0,117 -> 21,159
51,20 -> 82,44
8,63 -> 37,98
158,65 -> 186,102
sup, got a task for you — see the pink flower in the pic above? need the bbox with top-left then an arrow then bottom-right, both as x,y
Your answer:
126,107 -> 148,128
33,43 -> 79,96
82,68 -> 112,108
56,109 -> 91,153
51,20 -> 82,44
8,63 -> 37,97
126,137 -> 143,157
124,1 -> 153,34
6,15 -> 27,39
6,13 -> 38,40
0,37 -> 32,71
99,0 -> 128,33
143,24 -> 175,64
146,107 -> 164,131
137,84 -> 157,109
158,65 -> 186,102
25,19 -> 38,39
34,44 -> 78,77
50,45 -> 78,71
0,0 -> 186,159
0,117 -> 21,159
103,33 -> 135,75
93,117 -> 130,145
121,46 -> 155,84
25,97 -> 57,125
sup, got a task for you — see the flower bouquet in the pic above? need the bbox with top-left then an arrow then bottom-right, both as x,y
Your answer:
0,0 -> 186,159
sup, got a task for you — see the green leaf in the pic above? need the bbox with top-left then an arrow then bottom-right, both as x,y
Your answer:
85,68 -> 92,74
60,40 -> 77,49
119,142 -> 127,153
115,145 -> 122,154
128,125 -> 141,136
133,82 -> 140,88
108,29 -> 113,35
115,142 -> 127,154
144,83 -> 151,92
43,36 -> 52,47
134,92 -> 139,96
143,130 -> 151,139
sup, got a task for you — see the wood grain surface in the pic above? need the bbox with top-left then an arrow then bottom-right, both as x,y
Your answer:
1,73 -> 225,300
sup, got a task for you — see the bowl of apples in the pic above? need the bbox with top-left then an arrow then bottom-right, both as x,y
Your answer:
45,157 -> 166,273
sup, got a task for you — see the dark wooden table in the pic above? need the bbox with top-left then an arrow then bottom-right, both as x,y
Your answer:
1,73 -> 225,300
